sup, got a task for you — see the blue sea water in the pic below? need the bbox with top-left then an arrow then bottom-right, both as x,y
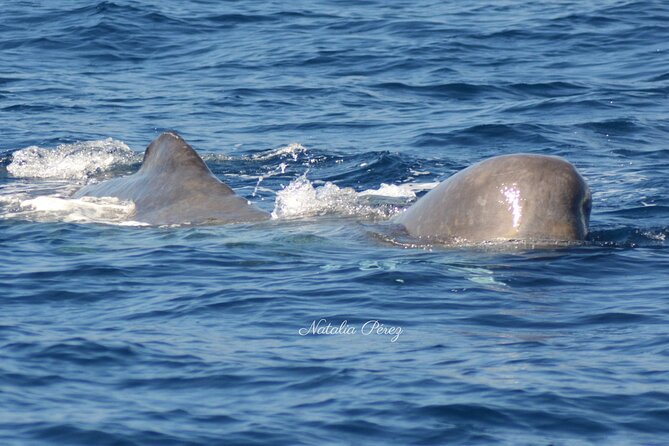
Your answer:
1,0 -> 669,444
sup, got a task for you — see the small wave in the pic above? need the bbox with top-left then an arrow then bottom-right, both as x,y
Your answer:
205,13 -> 278,25
577,118 -> 643,136
250,143 -> 309,161
648,72 -> 669,82
319,151 -> 418,186
7,138 -> 137,180
507,81 -> 588,98
586,167 -> 660,213
372,81 -> 504,100
588,226 -> 668,247
501,98 -> 615,114
415,123 -> 555,148
578,312 -> 660,325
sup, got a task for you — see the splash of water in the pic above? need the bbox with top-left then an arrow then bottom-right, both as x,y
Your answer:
271,175 -> 418,220
251,143 -> 308,162
2,195 -> 140,225
7,138 -> 136,180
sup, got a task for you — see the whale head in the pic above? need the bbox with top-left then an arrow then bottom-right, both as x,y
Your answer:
394,154 -> 591,244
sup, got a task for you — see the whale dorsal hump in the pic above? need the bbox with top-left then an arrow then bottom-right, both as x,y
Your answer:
139,131 -> 213,176
73,131 -> 269,224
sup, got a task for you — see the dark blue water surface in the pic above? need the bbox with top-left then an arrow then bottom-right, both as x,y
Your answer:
1,1 -> 669,445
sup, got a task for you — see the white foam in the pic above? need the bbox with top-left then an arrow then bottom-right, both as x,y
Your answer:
358,183 -> 416,199
271,175 -> 355,219
2,194 -> 140,225
251,143 -> 308,161
1,137 -> 144,225
405,181 -> 441,192
7,138 -> 136,180
271,175 -> 414,220
642,230 -> 666,241
452,266 -> 508,287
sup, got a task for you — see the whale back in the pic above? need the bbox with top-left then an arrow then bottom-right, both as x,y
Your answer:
139,132 -> 221,179
393,154 -> 591,243
74,132 -> 269,225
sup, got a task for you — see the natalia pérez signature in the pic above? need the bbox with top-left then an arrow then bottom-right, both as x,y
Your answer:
299,319 -> 403,342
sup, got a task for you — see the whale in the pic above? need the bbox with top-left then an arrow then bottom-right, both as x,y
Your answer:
73,131 -> 270,225
393,154 -> 591,244
73,133 -> 590,240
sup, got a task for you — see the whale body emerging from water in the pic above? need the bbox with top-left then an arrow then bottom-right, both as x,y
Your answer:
393,154 -> 591,243
74,132 -> 270,225
74,132 -> 590,241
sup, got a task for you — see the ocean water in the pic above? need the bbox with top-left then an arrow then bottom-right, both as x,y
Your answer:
1,0 -> 669,444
